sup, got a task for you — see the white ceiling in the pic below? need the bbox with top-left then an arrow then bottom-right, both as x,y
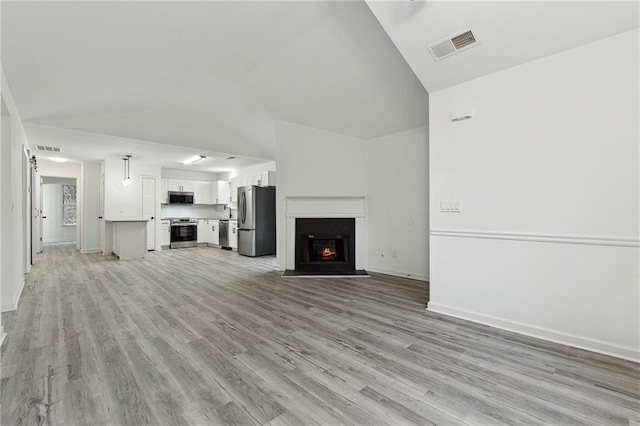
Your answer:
4,1 -> 637,167
26,123 -> 270,174
366,1 -> 639,93
1,1 -> 429,163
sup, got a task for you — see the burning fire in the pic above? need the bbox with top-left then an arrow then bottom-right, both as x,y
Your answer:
320,247 -> 337,260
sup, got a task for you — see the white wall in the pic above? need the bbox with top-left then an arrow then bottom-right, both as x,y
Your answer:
229,161 -> 277,180
275,122 -> 368,270
1,69 -> 30,312
104,157 -> 162,250
428,29 -> 639,361
42,177 -> 77,243
366,126 -> 429,281
81,161 -> 101,251
161,168 -> 219,182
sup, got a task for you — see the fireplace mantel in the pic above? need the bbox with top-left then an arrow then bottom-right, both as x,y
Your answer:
284,196 -> 367,270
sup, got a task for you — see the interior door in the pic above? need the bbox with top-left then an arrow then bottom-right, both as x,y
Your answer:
38,177 -> 44,252
142,177 -> 156,250
99,171 -> 105,253
31,162 -> 40,261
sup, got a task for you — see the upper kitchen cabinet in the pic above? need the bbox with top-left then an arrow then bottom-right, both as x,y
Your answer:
252,171 -> 276,187
166,179 -> 194,193
211,181 -> 230,205
193,182 -> 211,204
230,171 -> 276,202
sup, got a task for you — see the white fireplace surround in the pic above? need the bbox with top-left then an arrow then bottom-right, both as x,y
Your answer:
285,196 -> 367,271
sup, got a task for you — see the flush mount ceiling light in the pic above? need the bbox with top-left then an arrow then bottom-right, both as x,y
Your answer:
122,155 -> 132,186
50,157 -> 69,163
183,155 -> 207,166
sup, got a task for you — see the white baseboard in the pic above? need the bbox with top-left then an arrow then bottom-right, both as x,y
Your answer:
80,248 -> 101,254
427,302 -> 639,363
367,266 -> 429,282
1,278 -> 25,312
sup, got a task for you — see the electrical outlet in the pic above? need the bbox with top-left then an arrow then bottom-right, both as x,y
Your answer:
440,200 -> 462,213
392,249 -> 398,258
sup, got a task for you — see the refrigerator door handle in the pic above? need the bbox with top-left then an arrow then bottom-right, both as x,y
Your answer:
240,191 -> 247,225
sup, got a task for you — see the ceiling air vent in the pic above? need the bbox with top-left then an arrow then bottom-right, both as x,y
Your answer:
36,145 -> 61,153
427,29 -> 479,61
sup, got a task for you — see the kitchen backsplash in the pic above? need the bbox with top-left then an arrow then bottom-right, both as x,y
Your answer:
161,204 -> 237,219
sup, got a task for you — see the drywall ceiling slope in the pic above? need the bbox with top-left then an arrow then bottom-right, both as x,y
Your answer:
2,1 -> 429,161
366,1 -> 639,93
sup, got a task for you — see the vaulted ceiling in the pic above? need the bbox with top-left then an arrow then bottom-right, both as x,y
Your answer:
1,1 -> 429,163
2,1 -> 638,166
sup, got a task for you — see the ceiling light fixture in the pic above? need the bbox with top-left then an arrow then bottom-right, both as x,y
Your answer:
50,157 -> 69,163
184,155 -> 206,166
122,155 -> 132,186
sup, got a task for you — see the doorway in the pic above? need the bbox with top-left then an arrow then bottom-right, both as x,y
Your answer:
41,176 -> 78,247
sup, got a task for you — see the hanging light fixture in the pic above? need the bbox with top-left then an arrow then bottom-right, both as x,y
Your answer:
122,155 -> 132,186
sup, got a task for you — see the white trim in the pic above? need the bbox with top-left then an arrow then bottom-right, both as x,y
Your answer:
0,327 -> 6,348
1,278 -> 25,312
284,196 -> 368,270
367,266 -> 429,283
430,229 -> 639,248
286,213 -> 365,218
80,248 -> 102,254
427,302 -> 640,363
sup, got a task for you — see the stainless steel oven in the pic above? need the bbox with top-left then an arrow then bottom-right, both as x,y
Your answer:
170,218 -> 197,248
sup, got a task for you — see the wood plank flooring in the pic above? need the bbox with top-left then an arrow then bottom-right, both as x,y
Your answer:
1,243 -> 639,425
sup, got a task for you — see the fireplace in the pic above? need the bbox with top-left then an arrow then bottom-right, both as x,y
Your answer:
295,218 -> 355,273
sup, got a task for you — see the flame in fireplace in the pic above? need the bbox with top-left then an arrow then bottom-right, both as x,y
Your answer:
320,247 -> 337,260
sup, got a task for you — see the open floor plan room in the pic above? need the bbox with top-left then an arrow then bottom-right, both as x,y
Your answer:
1,244 -> 638,425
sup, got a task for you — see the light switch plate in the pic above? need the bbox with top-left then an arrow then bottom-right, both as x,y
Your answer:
440,200 -> 462,212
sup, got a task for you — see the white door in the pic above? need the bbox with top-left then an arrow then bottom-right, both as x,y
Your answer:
99,172 -> 105,253
32,170 -> 42,258
38,177 -> 44,252
142,177 -> 156,250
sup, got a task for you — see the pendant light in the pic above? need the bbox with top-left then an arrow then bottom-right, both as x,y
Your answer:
122,155 -> 132,186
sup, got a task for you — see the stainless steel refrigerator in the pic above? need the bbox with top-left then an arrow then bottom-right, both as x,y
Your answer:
237,186 -> 276,257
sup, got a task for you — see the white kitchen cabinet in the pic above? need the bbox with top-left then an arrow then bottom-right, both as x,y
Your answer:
229,220 -> 238,249
210,181 -> 230,204
161,220 -> 170,246
207,220 -> 220,245
253,171 -> 276,187
166,179 -> 194,193
160,179 -> 169,203
194,182 -> 211,204
197,219 -> 206,243
230,177 -> 240,203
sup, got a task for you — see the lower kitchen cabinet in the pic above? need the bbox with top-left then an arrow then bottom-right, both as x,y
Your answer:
197,220 -> 206,243
161,220 -> 170,246
229,220 -> 238,249
208,220 -> 220,245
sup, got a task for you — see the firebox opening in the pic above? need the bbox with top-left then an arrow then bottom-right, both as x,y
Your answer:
291,217 -> 365,275
305,236 -> 348,264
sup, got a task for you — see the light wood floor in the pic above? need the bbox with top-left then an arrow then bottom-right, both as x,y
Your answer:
1,243 -> 638,425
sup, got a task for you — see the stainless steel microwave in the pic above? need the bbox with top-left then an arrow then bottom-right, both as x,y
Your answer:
168,191 -> 194,204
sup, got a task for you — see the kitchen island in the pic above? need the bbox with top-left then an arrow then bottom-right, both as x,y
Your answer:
104,220 -> 148,260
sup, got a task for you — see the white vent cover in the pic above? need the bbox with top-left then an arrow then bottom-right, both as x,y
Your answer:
427,29 -> 479,61
35,145 -> 61,153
